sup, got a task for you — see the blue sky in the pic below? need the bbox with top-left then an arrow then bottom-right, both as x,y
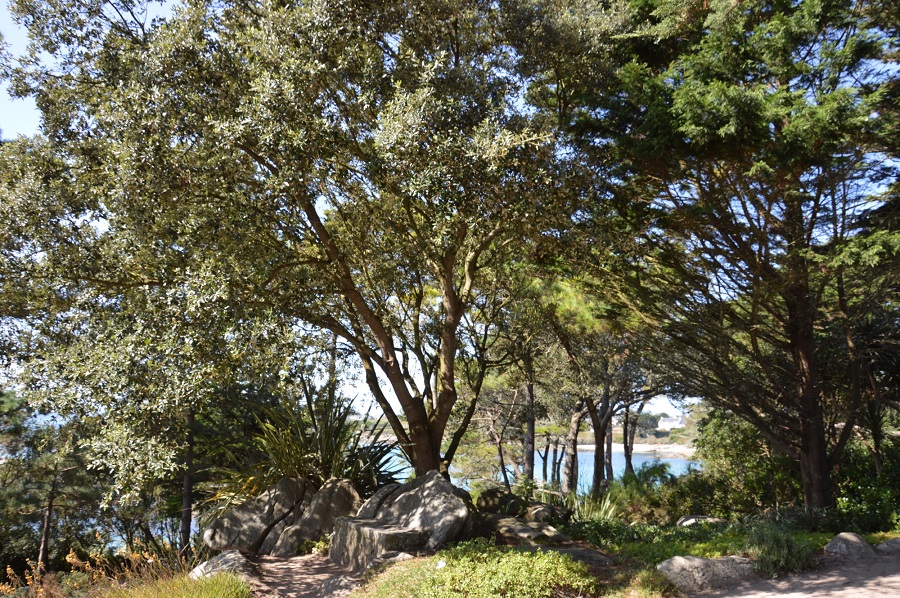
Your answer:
1,4 -> 40,138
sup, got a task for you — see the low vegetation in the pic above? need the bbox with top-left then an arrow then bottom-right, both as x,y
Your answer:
351,538 -> 600,598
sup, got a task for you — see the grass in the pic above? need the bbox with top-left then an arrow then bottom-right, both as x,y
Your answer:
99,572 -> 253,598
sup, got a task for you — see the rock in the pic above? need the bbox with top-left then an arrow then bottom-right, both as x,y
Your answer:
824,532 -> 878,559
676,515 -> 727,527
877,538 -> 900,555
270,478 -> 362,557
330,470 -> 476,570
525,502 -> 572,523
188,550 -> 257,581
477,488 -> 525,516
330,519 -> 429,570
202,477 -> 312,554
359,470 -> 476,549
483,514 -> 568,545
657,555 -> 757,592
258,494 -> 314,555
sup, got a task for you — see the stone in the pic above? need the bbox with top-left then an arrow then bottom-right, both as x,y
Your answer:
824,532 -> 878,560
330,470 -> 476,570
676,515 -> 727,527
477,488 -> 525,516
359,470 -> 476,549
258,494 -> 313,555
202,477 -> 312,554
525,502 -> 572,523
877,538 -> 900,555
483,514 -> 568,545
188,550 -> 257,581
330,518 -> 429,570
657,555 -> 758,592
270,478 -> 362,557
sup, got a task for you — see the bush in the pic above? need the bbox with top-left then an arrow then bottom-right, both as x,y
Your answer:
352,538 -> 599,597
743,524 -> 818,578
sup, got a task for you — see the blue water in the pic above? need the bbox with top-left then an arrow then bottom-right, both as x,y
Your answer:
534,449 -> 696,494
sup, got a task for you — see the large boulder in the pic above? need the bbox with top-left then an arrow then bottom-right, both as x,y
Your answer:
202,477 -> 313,554
657,555 -> 757,592
270,478 -> 362,557
824,532 -> 878,560
330,470 -> 476,570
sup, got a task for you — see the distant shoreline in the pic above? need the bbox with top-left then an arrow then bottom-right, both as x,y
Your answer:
574,442 -> 696,458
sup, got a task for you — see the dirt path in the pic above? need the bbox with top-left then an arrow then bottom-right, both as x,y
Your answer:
247,554 -> 359,598
698,554 -> 900,597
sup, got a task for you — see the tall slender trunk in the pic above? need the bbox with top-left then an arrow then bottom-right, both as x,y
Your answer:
605,422 -> 613,480
38,474 -> 59,572
180,409 -> 195,561
522,357 -> 536,492
540,437 -> 550,485
562,404 -> 587,495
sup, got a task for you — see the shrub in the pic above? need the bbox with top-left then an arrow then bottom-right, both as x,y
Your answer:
742,524 -> 817,578
352,538 -> 599,597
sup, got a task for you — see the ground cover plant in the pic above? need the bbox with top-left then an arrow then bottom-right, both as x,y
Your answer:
350,538 -> 600,598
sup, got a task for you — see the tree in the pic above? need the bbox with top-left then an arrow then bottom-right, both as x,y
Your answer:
1,0 -> 565,478
515,0 -> 899,508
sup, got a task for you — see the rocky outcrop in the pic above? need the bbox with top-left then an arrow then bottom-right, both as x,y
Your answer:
330,470 -> 476,570
270,478 -> 362,557
657,555 -> 758,592
825,532 -> 878,560
203,478 -> 313,554
202,477 -> 361,557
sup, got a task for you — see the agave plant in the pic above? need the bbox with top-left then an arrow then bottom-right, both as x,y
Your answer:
204,389 -> 404,521
254,391 -> 403,496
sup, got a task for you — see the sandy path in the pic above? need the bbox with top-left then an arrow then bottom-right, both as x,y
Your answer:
247,554 -> 358,598
698,554 -> 900,597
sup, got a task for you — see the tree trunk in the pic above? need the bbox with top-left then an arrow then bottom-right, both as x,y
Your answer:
562,404 -> 587,495
522,357 -> 536,491
179,408 -> 195,561
38,475 -> 59,573
784,248 -> 832,508
624,402 -> 644,476
605,421 -> 613,480
540,436 -> 550,485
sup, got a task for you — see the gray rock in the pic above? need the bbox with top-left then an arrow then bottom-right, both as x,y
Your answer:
270,478 -> 362,557
525,502 -> 572,523
483,514 -> 568,545
877,538 -> 900,555
330,518 -> 429,570
258,493 -> 313,555
477,488 -> 525,516
188,550 -> 257,581
676,515 -> 727,527
657,555 -> 757,592
359,470 -> 476,549
202,477 -> 312,554
824,532 -> 877,560
331,470 -> 476,570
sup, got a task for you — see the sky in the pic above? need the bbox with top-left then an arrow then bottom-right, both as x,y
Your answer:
1,4 -> 40,138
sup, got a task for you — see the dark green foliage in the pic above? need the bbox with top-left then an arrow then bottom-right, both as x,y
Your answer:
743,524 -> 818,578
